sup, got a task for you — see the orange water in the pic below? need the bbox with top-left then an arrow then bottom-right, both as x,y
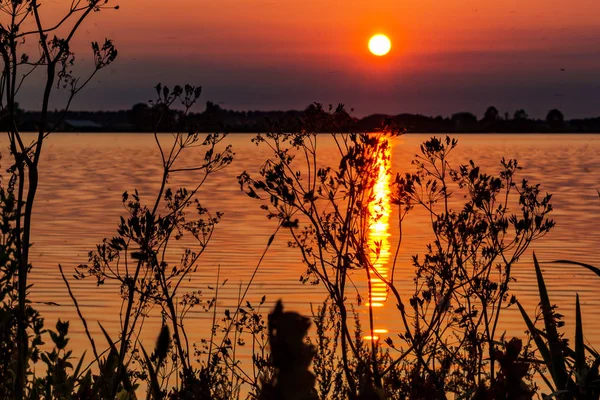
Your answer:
3,133 -> 599,367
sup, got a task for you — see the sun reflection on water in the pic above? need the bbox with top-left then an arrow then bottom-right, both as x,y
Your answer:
364,137 -> 392,339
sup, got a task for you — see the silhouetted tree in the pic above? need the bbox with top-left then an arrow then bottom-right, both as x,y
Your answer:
9,104 -> 600,134
130,102 -> 151,131
482,106 -> 501,132
514,109 -> 529,121
150,102 -> 180,131
483,106 -> 500,122
510,109 -> 533,133
0,102 -> 23,130
200,101 -> 226,130
451,112 -> 479,132
546,109 -> 565,131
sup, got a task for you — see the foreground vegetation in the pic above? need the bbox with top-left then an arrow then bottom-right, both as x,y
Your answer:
1,1 -> 599,399
2,100 -> 599,398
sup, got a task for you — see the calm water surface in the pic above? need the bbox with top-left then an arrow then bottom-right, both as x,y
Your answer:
3,133 -> 599,358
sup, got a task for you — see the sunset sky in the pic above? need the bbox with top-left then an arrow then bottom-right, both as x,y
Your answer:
22,0 -> 600,117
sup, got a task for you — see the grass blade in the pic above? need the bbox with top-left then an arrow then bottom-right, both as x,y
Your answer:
539,332 -> 599,361
550,260 -> 600,278
97,322 -> 135,394
98,322 -> 117,352
141,344 -> 162,400
533,253 -> 568,390
73,350 -> 86,381
517,300 -> 554,381
575,294 -> 585,380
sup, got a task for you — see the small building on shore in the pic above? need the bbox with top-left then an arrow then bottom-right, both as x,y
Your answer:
62,119 -> 103,132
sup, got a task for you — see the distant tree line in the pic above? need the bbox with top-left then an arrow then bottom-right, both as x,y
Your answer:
5,102 -> 600,133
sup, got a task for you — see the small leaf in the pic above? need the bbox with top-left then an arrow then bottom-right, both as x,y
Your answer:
267,232 -> 275,247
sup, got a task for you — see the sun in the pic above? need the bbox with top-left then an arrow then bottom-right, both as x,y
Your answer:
368,34 -> 391,56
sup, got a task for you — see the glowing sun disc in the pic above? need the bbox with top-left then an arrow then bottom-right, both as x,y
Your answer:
369,34 -> 391,56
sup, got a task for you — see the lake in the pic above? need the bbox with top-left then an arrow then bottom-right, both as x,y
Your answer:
4,133 -> 600,362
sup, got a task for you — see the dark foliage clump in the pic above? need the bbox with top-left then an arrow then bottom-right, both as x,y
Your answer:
259,300 -> 318,400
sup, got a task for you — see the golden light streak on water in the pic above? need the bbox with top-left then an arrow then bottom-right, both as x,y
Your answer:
364,137 -> 392,339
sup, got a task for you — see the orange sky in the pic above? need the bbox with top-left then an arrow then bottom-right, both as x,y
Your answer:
18,0 -> 600,117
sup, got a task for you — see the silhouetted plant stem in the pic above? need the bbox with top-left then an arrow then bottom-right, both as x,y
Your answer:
69,85 -> 233,398
2,1 -> 117,395
217,225 -> 281,353
240,128 -> 555,397
112,164 -> 184,398
239,128 -> 396,395
339,304 -> 358,395
59,264 -> 99,362
112,258 -> 142,397
13,158 -> 25,398
162,278 -> 192,379
365,265 -> 382,389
